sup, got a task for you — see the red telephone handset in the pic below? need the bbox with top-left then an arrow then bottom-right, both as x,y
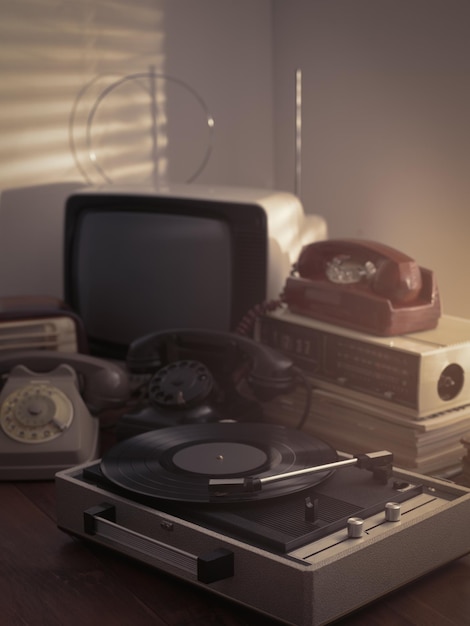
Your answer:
283,238 -> 440,336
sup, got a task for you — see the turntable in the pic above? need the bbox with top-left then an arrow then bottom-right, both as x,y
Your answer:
55,422 -> 470,626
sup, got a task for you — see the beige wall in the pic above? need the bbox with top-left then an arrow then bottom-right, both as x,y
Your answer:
273,0 -> 470,318
0,0 -> 273,191
0,0 -> 274,299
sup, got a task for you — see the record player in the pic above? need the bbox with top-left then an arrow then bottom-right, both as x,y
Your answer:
56,422 -> 470,626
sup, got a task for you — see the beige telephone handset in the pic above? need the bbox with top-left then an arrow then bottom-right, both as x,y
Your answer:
0,351 -> 130,480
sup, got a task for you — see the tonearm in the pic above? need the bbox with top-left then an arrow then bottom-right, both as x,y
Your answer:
209,450 -> 393,497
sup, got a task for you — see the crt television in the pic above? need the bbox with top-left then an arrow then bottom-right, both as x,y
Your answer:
64,184 -> 325,359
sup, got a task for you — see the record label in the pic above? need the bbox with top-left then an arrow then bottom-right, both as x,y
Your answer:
172,442 -> 269,475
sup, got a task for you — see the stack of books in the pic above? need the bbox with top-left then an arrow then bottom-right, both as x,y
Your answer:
264,386 -> 470,476
461,433 -> 470,485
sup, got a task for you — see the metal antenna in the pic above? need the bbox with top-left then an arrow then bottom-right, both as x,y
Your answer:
295,68 -> 302,199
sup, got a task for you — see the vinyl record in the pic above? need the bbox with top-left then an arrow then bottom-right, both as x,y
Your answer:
100,422 -> 337,503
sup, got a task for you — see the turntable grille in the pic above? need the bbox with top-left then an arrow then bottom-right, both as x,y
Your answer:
231,494 -> 362,537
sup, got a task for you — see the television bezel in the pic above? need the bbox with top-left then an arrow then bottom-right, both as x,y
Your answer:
64,187 -> 270,358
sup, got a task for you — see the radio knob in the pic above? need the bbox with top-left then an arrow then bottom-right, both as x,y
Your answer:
347,517 -> 364,538
385,502 -> 401,522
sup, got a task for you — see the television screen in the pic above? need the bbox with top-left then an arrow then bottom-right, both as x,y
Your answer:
64,184 -> 320,359
75,210 -> 232,342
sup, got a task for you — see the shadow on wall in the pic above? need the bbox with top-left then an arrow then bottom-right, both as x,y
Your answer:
0,182 -> 85,300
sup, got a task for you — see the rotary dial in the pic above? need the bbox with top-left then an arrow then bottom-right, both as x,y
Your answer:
0,383 -> 73,443
325,255 -> 377,284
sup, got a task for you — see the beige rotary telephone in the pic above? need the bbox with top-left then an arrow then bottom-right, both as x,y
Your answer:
0,351 -> 129,480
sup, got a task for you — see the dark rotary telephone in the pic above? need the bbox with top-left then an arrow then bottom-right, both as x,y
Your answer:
117,329 -> 310,439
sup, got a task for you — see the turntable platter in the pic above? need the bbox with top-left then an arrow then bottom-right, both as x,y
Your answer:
100,422 -> 337,503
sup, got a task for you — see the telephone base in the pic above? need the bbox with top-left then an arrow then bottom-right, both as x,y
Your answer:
0,439 -> 99,481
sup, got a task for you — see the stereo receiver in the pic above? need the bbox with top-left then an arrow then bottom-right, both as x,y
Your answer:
256,308 -> 470,418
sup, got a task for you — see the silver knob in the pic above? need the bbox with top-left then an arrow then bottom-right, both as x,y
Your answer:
385,501 -> 401,522
347,517 -> 364,538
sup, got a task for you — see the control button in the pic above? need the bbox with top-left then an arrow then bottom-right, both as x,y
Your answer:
385,502 -> 401,522
347,517 -> 364,538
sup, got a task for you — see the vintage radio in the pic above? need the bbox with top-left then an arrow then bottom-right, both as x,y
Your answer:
256,308 -> 470,418
0,295 -> 88,353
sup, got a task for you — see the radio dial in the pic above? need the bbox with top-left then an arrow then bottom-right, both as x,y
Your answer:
437,364 -> 464,401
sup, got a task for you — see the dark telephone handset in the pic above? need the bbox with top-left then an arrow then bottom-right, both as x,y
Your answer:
127,328 -> 296,399
0,350 -> 130,413
294,239 -> 423,304
119,329 -> 304,438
